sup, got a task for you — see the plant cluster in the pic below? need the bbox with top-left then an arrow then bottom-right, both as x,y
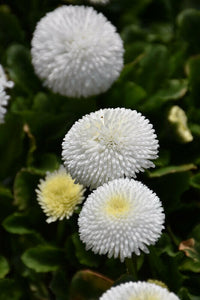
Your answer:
0,0 -> 200,299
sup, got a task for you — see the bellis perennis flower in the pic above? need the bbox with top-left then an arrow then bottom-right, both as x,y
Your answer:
62,108 -> 159,189
31,5 -> 124,98
0,65 -> 14,124
78,178 -> 165,262
100,281 -> 180,300
36,166 -> 85,223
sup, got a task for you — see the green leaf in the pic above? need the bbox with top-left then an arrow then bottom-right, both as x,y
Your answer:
50,270 -> 70,300
13,168 -> 40,210
2,212 -> 35,235
0,8 -> 24,53
6,44 -> 41,94
147,164 -> 197,178
190,173 -> 200,189
141,79 -> 188,113
70,270 -> 113,300
136,44 -> 169,94
0,257 -> 10,279
34,153 -> 60,173
0,185 -> 13,200
0,279 -> 23,300
0,115 -> 24,180
21,245 -> 65,273
178,9 -> 200,53
72,233 -> 101,268
178,287 -> 200,300
186,55 -> 200,104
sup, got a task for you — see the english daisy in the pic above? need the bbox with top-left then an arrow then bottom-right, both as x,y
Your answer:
31,5 -> 124,98
100,281 -> 180,300
62,108 -> 159,189
0,65 -> 14,123
36,166 -> 85,223
78,178 -> 165,262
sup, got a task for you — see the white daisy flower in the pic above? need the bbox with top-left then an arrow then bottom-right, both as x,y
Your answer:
31,5 -> 124,98
36,166 -> 85,223
0,65 -> 14,124
62,108 -> 159,189
0,65 -> 14,90
100,281 -> 180,300
78,178 -> 165,262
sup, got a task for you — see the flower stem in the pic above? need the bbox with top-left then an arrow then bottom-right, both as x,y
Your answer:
125,256 -> 138,280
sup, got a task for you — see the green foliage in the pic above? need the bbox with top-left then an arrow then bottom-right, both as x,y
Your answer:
1,0 -> 200,299
21,245 -> 65,273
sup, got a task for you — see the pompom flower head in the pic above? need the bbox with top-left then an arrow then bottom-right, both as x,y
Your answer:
31,5 -> 124,98
36,166 -> 85,223
100,281 -> 180,300
78,178 -> 165,262
0,65 -> 14,124
62,108 -> 159,189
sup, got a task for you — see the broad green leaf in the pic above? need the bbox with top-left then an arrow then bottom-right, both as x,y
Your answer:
149,172 -> 191,213
0,115 -> 24,180
136,44 -> 169,94
147,164 -> 196,178
0,256 -> 10,278
0,185 -> 13,199
6,44 -> 41,94
178,287 -> 200,300
154,150 -> 170,167
186,55 -> 200,104
2,212 -> 35,234
141,79 -> 188,113
72,233 -> 101,268
21,245 -> 65,272
148,246 -> 183,291
50,270 -> 70,300
70,270 -> 113,300
13,168 -> 39,210
0,279 -> 23,300
190,173 -> 200,189
0,8 -> 24,54
178,9 -> 200,53
34,153 -> 60,173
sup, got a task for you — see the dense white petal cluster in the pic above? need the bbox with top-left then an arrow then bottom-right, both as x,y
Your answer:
62,108 -> 159,189
78,178 -> 165,262
31,5 -> 124,98
36,166 -> 85,223
100,281 -> 180,300
0,65 -> 14,123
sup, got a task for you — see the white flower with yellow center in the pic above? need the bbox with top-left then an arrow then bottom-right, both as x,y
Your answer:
100,281 -> 180,300
0,65 -> 14,123
36,166 -> 85,223
78,178 -> 164,262
62,108 -> 159,189
31,5 -> 124,98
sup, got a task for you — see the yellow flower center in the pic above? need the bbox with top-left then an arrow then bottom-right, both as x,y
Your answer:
129,293 -> 161,300
105,195 -> 130,217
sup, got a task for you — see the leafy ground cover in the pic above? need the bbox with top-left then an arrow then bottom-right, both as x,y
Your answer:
0,0 -> 200,299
